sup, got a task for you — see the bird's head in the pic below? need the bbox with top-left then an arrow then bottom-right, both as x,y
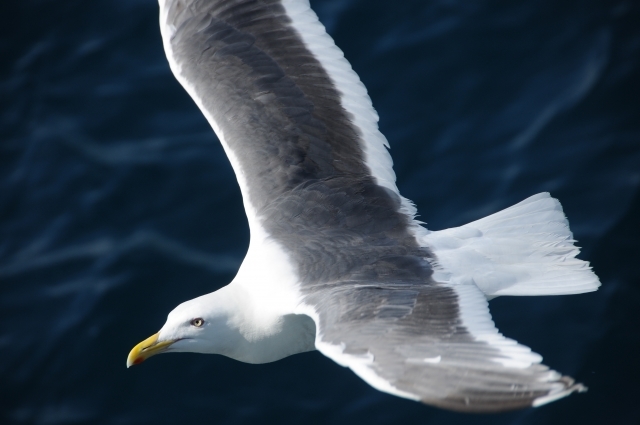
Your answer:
126,289 -> 241,367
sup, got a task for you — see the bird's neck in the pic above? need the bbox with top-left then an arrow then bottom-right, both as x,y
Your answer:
211,283 -> 317,364
208,234 -> 317,363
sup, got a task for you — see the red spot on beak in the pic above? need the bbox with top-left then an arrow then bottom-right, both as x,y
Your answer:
133,357 -> 144,365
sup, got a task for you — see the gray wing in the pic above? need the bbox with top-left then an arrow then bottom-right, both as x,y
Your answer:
308,281 -> 585,412
160,0 -> 430,287
160,0 -> 399,217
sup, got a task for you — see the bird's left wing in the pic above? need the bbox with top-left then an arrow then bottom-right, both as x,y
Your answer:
306,279 -> 586,412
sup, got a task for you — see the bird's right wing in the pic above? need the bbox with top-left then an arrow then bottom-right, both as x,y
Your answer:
158,0 -> 407,234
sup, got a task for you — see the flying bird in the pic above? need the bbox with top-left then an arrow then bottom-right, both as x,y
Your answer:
127,0 -> 600,412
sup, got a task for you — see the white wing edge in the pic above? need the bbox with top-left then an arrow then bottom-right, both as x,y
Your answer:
295,303 -> 421,401
280,0 -> 419,221
158,1 -> 263,236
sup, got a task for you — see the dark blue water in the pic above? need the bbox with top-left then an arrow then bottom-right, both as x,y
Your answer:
2,0 -> 639,424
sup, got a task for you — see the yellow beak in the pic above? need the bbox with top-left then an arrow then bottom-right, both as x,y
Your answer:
126,333 -> 176,368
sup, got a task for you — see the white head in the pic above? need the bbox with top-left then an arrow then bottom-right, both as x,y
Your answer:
126,286 -> 245,367
126,279 -> 317,367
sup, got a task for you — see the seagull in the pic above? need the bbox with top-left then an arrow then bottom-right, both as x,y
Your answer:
127,0 -> 600,412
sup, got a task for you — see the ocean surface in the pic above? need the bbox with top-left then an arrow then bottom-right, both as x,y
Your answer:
2,0 -> 639,424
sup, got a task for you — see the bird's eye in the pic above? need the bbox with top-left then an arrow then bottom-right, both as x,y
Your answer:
190,318 -> 204,327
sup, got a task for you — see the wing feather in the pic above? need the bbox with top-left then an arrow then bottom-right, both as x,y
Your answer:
158,0 -> 404,224
307,282 -> 585,412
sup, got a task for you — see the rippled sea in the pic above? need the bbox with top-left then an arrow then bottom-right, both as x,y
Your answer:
2,0 -> 639,424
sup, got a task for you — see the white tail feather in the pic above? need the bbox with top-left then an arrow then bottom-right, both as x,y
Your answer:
424,193 -> 601,298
